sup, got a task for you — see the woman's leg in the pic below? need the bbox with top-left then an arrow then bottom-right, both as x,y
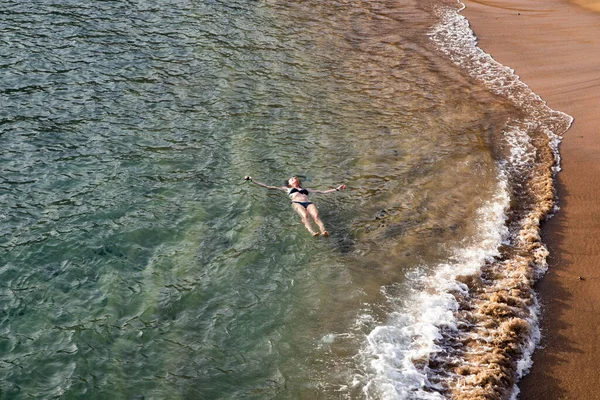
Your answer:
307,204 -> 328,236
292,203 -> 319,236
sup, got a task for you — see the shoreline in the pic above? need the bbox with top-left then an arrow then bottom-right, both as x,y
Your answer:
460,0 -> 600,398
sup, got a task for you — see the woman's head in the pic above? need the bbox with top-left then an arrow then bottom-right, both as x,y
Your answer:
286,176 -> 301,187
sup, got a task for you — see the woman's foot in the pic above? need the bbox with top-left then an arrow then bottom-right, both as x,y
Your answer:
312,231 -> 320,237
321,231 -> 329,237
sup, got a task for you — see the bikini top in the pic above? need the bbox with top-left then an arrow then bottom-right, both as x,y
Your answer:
288,187 -> 309,196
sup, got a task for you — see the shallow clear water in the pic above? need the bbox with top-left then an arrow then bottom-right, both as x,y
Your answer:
0,0 -> 570,398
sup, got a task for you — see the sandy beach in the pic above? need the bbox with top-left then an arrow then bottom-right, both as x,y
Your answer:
461,0 -> 600,398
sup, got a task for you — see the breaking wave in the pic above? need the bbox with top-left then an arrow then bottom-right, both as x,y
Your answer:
354,2 -> 573,399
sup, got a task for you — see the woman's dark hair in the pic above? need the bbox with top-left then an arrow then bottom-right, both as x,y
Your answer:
284,177 -> 301,188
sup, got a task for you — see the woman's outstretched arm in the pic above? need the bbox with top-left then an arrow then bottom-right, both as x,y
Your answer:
307,184 -> 347,194
244,176 -> 287,191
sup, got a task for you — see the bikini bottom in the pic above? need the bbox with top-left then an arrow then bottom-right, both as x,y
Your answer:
292,201 -> 313,209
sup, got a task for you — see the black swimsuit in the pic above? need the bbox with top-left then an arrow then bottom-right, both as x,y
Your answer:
288,187 -> 309,196
288,188 -> 313,209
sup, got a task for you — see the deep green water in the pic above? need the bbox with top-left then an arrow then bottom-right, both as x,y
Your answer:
0,0 -> 521,398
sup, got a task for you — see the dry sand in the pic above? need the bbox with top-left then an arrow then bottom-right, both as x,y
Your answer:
460,0 -> 600,398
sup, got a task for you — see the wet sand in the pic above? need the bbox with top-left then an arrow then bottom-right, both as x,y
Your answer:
461,0 -> 600,398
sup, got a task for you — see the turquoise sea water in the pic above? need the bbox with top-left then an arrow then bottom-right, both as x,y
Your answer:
1,0 -> 571,399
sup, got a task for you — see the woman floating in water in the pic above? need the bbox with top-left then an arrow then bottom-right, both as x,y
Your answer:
245,175 -> 347,236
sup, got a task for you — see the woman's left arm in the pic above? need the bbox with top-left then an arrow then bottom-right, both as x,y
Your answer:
308,184 -> 347,194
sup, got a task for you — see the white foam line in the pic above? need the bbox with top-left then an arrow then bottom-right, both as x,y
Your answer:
426,3 -> 571,398
356,175 -> 510,399
355,2 -> 573,397
428,1 -> 573,173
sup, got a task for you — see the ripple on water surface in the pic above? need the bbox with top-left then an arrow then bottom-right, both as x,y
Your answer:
0,0 -> 561,398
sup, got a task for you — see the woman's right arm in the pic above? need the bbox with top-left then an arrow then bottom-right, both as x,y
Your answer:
245,176 -> 286,191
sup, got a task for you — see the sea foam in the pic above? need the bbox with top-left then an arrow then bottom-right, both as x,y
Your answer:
356,175 -> 510,399
353,1 -> 572,398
